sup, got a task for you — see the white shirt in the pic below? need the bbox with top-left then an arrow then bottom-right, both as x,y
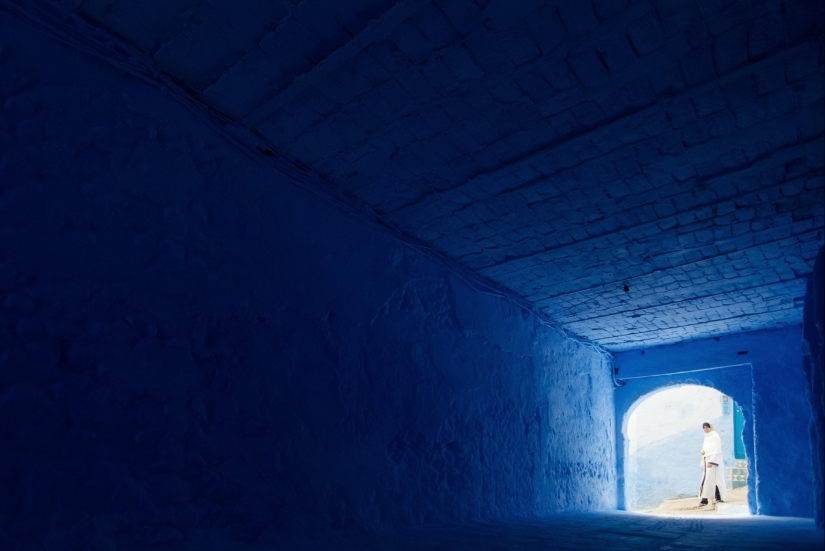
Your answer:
701,430 -> 723,466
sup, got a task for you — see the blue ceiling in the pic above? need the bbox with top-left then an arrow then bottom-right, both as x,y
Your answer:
27,0 -> 825,350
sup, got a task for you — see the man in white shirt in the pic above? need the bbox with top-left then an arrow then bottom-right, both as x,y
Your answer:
699,422 -> 728,506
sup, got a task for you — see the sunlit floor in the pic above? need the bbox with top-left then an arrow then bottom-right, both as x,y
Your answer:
230,511 -> 823,551
644,486 -> 750,516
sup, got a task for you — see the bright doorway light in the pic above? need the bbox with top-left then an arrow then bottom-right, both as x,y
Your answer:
626,384 -> 749,514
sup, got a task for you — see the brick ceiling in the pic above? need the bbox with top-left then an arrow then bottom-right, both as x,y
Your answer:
25,0 -> 825,350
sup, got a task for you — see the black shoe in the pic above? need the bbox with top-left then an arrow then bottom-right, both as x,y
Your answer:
699,499 -> 709,505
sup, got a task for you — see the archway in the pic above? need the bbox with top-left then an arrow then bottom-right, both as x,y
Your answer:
623,384 -> 750,514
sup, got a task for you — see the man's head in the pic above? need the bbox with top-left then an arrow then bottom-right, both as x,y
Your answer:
702,422 -> 712,433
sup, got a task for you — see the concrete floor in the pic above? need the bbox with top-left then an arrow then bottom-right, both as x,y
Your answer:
262,512 -> 823,551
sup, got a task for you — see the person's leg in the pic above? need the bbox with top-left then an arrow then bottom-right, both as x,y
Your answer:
714,465 -> 728,502
700,464 -> 715,504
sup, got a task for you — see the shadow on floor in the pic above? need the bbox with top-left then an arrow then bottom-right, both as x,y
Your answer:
177,511 -> 823,551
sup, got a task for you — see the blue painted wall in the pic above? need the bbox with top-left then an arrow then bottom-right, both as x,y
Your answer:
734,401 -> 746,459
802,246 -> 824,527
615,326 -> 815,517
0,13 -> 615,550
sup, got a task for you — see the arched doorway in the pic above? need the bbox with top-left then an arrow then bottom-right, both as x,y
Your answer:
623,384 -> 750,514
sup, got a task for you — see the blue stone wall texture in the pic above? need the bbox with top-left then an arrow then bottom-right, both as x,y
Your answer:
0,13 -> 615,550
615,327 -> 815,518
802,246 -> 824,527
19,0 -> 824,352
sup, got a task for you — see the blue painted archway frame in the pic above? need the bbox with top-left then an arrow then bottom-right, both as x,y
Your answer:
613,327 -> 817,519
615,363 -> 756,513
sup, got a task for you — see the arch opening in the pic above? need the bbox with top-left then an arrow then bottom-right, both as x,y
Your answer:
623,384 -> 751,515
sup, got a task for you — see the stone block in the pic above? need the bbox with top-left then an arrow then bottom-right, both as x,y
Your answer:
706,110 -> 738,137
536,56 -> 580,91
680,44 -> 717,86
486,138 -> 521,164
593,0 -> 631,20
557,2 -> 599,37
649,60 -> 686,96
666,98 -> 698,129
464,27 -> 510,72
755,59 -> 787,96
713,25 -> 749,74
441,46 -> 485,82
547,109 -> 580,138
627,13 -> 666,56
613,155 -> 641,179
594,89 -> 628,121
420,56 -> 461,95
733,101 -> 767,128
649,135 -> 676,163
412,4 -> 459,48
500,25 -> 541,66
748,14 -> 784,60
400,70 -> 442,104
370,41 -> 405,75
692,91 -> 728,118
569,49 -> 611,89
435,0 -> 485,35
391,21 -> 434,64
680,120 -> 712,147
629,75 -> 658,107
524,6 -> 566,56
598,30 -> 638,74
349,50 -> 393,86
514,67 -> 555,103
274,18 -> 332,67
762,89 -> 796,118
572,101 -> 606,127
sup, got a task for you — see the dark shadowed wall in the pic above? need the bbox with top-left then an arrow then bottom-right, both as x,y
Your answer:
802,246 -> 824,527
0,13 -> 615,550
614,327 -> 815,518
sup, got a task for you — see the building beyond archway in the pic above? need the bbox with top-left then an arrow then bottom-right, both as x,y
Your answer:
625,385 -> 748,511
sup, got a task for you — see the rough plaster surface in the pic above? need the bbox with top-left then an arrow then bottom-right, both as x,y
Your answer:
0,13 -> 615,550
614,326 -> 815,518
41,0 -> 825,350
626,385 -> 736,510
802,246 -> 824,527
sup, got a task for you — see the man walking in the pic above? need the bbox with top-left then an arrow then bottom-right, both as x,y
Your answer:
699,422 -> 728,506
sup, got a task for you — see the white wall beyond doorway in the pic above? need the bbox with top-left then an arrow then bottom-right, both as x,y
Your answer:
626,385 -> 737,510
